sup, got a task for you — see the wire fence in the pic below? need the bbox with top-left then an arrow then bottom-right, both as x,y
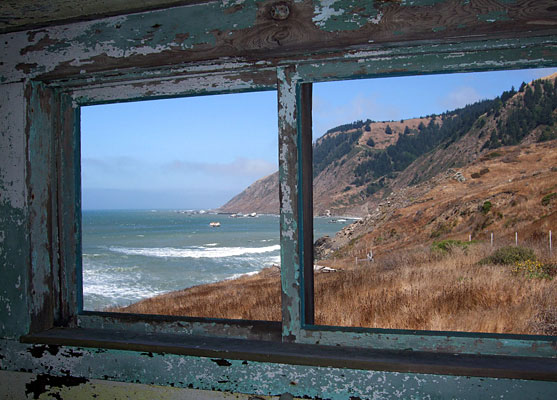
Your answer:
346,230 -> 554,266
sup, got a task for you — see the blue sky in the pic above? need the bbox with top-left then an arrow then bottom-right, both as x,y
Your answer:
81,67 -> 556,210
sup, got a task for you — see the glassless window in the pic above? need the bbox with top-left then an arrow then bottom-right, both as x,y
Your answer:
80,91 -> 284,321
311,68 -> 557,335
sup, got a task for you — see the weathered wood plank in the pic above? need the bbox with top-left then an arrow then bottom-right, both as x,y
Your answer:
278,65 -> 302,342
0,82 -> 31,339
2,338 -> 557,398
26,82 -> 58,333
69,68 -> 277,105
300,82 -> 314,326
78,313 -> 282,342
0,0 -> 555,83
0,1 -> 210,34
56,92 -> 79,326
21,328 -> 557,380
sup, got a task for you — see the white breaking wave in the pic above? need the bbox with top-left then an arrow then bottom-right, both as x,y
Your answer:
226,271 -> 260,280
109,244 -> 280,259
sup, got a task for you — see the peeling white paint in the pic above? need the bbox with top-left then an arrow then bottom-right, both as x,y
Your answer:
369,11 -> 383,25
0,4 -> 251,83
71,73 -> 264,104
221,0 -> 246,8
312,0 -> 344,28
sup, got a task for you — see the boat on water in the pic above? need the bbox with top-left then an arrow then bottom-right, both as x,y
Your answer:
209,222 -> 221,227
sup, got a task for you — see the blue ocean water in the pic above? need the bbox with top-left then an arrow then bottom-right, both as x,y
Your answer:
82,210 -> 351,311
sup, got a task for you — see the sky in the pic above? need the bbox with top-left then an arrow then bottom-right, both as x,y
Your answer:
81,67 -> 557,210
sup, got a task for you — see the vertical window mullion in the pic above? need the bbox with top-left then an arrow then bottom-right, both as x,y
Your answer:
300,82 -> 314,326
278,66 -> 303,342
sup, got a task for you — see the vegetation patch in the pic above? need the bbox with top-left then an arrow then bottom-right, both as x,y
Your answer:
479,246 -> 536,265
538,126 -> 556,142
485,151 -> 502,159
512,260 -> 556,280
472,167 -> 491,179
481,200 -> 492,214
431,239 -> 474,253
541,192 -> 557,206
430,223 -> 450,239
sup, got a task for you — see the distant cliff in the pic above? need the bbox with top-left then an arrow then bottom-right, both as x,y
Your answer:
219,73 -> 557,217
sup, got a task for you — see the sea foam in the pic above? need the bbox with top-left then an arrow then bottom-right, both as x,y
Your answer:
109,244 -> 280,259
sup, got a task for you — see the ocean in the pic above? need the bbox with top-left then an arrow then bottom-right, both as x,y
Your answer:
82,210 -> 351,311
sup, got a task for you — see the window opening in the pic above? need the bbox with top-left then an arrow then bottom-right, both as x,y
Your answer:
310,68 -> 557,335
81,91 -> 289,321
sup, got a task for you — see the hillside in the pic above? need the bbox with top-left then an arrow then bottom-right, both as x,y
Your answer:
219,73 -> 557,216
315,140 -> 557,260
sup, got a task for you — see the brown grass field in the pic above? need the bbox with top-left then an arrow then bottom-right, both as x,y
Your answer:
111,241 -> 556,335
112,141 -> 557,335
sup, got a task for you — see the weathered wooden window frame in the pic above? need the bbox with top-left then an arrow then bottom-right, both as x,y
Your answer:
23,35 -> 556,369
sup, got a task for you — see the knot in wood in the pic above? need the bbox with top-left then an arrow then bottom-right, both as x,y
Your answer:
270,2 -> 290,21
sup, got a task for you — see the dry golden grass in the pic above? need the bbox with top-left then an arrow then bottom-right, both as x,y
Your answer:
112,142 -> 557,334
110,266 -> 282,321
112,242 -> 556,335
315,243 -> 556,334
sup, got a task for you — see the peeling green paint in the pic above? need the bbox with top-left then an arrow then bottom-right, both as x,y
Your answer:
0,202 -> 29,339
312,0 -> 382,32
0,81 -> 30,339
1,340 -> 556,399
432,26 -> 446,32
278,67 -> 302,341
78,0 -> 258,52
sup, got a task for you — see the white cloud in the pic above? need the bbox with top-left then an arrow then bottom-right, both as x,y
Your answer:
439,86 -> 483,110
82,156 -> 277,192
164,157 -> 276,178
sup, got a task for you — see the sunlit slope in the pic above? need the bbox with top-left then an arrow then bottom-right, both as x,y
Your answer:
316,140 -> 557,259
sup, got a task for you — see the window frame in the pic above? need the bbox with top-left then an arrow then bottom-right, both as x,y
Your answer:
26,36 -> 557,359
277,41 -> 557,357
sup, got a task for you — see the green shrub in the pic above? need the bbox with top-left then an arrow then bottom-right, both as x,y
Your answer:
486,151 -> 502,159
431,239 -> 473,253
429,223 -> 452,239
541,192 -> 556,206
481,201 -> 492,214
479,246 -> 536,265
538,127 -> 557,143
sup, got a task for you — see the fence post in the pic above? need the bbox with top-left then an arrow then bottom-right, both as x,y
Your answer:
515,232 -> 518,246
550,230 -> 553,254
355,257 -> 358,266
490,232 -> 494,247
468,234 -> 471,242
